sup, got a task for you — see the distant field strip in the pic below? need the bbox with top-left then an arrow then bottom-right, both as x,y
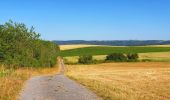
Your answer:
59,44 -> 102,50
60,46 -> 170,57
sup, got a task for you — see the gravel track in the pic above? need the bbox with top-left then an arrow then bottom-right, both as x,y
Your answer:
19,59 -> 102,100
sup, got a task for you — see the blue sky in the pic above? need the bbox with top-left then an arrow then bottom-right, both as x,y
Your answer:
0,0 -> 170,40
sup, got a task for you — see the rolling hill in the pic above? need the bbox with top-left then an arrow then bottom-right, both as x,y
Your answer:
54,40 -> 170,46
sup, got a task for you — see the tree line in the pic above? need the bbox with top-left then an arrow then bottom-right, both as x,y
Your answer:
0,20 -> 60,68
54,40 -> 170,46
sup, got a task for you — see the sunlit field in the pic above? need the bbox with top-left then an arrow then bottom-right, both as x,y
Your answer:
59,44 -> 102,50
60,44 -> 170,51
66,62 -> 170,100
59,44 -> 127,50
60,46 -> 170,57
0,65 -> 58,100
139,52 -> 170,61
1,0 -> 170,99
63,52 -> 170,64
148,45 -> 170,47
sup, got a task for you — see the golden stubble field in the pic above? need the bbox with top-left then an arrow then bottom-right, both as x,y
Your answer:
66,62 -> 170,100
59,44 -> 101,50
59,44 -> 124,50
60,44 -> 170,50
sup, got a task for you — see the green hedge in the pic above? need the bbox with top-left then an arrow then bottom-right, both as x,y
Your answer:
106,53 -> 139,62
78,55 -> 93,64
127,53 -> 139,61
106,53 -> 127,62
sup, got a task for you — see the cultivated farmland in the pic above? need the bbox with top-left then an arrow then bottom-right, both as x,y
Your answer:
59,44 -> 102,50
66,62 -> 170,100
60,46 -> 170,57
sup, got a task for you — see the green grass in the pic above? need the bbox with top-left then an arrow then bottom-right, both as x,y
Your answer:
60,46 -> 170,57
0,69 -> 14,77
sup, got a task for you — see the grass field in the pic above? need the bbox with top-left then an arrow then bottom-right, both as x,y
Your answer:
66,62 -> 170,100
0,65 -> 58,100
63,52 -> 170,64
60,46 -> 170,57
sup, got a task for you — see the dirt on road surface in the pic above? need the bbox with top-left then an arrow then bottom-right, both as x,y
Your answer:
19,58 -> 102,100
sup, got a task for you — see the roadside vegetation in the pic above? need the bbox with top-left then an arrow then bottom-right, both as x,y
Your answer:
0,20 -> 60,99
66,62 -> 170,100
0,20 -> 59,68
0,64 -> 59,100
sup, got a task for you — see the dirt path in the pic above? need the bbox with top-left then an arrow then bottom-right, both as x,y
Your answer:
19,58 -> 102,100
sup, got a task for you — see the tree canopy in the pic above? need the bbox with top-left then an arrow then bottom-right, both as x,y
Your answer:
0,20 -> 60,67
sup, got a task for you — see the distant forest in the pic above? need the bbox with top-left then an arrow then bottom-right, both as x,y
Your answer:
54,40 -> 170,46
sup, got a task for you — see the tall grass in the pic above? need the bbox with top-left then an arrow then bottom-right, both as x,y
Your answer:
0,65 -> 58,100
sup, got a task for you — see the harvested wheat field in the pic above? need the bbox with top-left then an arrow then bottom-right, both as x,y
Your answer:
139,52 -> 170,61
66,62 -> 170,100
148,45 -> 170,47
59,44 -> 101,50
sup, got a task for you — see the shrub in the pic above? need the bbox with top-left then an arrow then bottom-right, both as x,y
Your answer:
106,53 -> 127,62
78,55 -> 93,64
127,53 -> 139,61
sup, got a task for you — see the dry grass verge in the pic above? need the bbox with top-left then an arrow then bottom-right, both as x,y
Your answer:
0,65 -> 58,100
66,62 -> 170,100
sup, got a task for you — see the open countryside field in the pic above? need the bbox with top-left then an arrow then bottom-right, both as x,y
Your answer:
2,0 -> 170,99
66,62 -> 170,100
139,52 -> 170,61
64,52 -> 170,64
60,45 -> 170,63
59,44 -> 103,50
148,45 -> 170,47
59,46 -> 170,57
59,44 -> 130,50
0,65 -> 58,100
